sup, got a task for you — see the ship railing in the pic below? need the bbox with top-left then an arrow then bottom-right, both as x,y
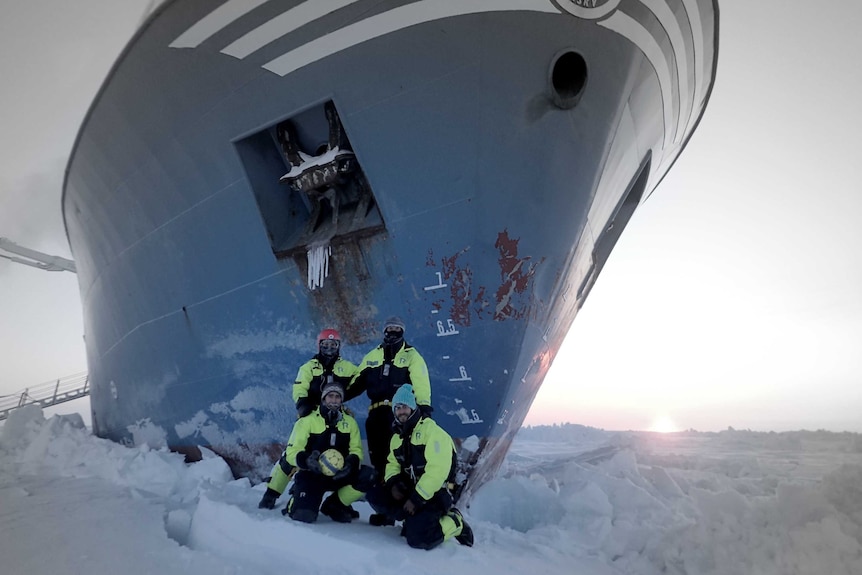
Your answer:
0,372 -> 89,421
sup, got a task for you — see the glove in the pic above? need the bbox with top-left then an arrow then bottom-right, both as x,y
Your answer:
418,404 -> 433,417
303,450 -> 322,474
403,492 -> 425,516
332,454 -> 359,482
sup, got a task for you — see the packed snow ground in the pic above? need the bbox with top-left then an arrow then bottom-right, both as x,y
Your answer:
2,407 -> 861,574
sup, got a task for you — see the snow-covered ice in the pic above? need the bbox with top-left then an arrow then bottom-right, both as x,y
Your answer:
2,407 -> 861,574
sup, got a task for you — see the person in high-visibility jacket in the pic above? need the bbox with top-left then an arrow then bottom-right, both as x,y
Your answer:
293,328 -> 358,417
258,382 -> 376,522
346,316 -> 432,476
366,384 -> 474,549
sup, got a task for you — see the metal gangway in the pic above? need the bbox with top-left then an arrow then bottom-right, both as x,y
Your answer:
0,372 -> 89,421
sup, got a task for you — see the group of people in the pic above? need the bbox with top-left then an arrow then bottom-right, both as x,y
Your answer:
257,316 -> 474,550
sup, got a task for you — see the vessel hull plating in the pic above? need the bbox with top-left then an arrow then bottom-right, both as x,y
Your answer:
63,0 -> 718,496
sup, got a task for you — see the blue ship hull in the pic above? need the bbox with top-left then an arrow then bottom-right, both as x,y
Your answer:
63,0 -> 718,499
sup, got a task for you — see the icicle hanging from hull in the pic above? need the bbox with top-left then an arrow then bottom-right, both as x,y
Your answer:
307,242 -> 331,290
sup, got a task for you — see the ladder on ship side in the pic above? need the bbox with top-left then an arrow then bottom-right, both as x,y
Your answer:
0,372 -> 89,421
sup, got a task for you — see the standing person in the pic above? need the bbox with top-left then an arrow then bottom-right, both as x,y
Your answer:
293,328 -> 358,417
347,316 -> 432,476
366,384 -> 473,549
257,382 -> 376,522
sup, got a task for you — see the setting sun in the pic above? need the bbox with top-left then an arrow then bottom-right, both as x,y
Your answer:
648,416 -> 679,433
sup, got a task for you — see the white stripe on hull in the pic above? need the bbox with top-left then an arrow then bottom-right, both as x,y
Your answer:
641,0 -> 690,144
223,0 -> 363,59
681,0 -> 706,135
169,0 -> 712,171
169,0 -> 270,48
262,0 -> 560,77
601,11 -> 675,151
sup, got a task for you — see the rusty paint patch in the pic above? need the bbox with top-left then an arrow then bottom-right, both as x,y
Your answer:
439,248 -> 472,327
449,266 -> 473,326
426,231 -> 543,327
493,230 -> 543,320
473,286 -> 490,319
441,248 -> 468,279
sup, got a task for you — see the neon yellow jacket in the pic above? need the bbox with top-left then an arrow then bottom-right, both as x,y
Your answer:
284,408 -> 363,468
348,343 -> 431,407
384,417 -> 456,502
292,356 -> 358,411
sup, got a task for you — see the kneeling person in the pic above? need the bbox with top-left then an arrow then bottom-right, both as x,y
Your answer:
259,382 -> 376,523
366,384 -> 474,549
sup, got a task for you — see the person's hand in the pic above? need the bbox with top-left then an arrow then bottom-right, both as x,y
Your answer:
332,454 -> 359,481
403,492 -> 425,515
305,450 -> 322,474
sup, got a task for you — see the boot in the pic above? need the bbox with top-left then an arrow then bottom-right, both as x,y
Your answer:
320,494 -> 354,523
258,487 -> 280,510
290,508 -> 318,523
449,508 -> 474,547
369,513 -> 395,526
456,520 -> 474,547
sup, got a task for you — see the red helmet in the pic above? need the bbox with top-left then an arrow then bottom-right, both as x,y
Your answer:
318,328 -> 341,358
318,328 -> 341,343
